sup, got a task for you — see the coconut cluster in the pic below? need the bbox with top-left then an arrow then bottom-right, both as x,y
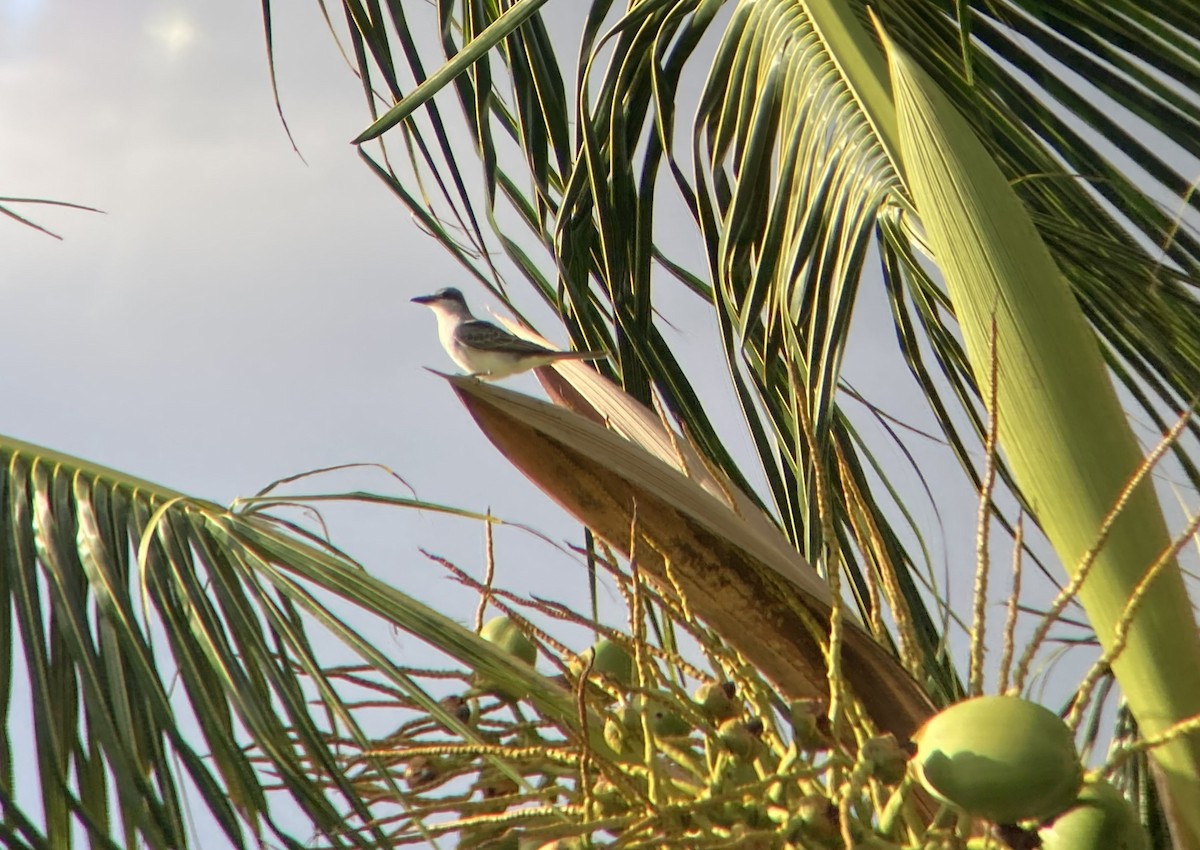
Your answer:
288,565 -> 1150,849
304,597 -> 943,849
912,695 -> 1147,849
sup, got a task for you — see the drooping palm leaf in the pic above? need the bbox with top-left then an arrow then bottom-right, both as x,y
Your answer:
0,435 -> 589,849
443,370 -> 937,740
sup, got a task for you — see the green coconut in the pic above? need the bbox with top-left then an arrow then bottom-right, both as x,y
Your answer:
480,616 -> 537,666
603,710 -> 634,753
603,695 -> 693,751
648,701 -> 692,739
1038,779 -> 1148,850
570,637 -> 634,688
710,754 -> 759,794
403,755 -> 446,791
861,734 -> 909,785
789,698 -> 829,750
717,718 -> 763,759
694,680 -> 739,721
475,616 -> 538,700
786,795 -> 840,846
630,695 -> 693,738
912,695 -> 1082,824
437,693 -> 475,726
476,765 -> 519,798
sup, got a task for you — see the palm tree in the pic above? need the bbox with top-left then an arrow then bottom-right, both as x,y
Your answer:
6,1 -> 1200,847
330,0 -> 1200,840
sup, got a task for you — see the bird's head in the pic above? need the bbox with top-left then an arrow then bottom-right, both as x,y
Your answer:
411,287 -> 472,319
411,287 -> 467,307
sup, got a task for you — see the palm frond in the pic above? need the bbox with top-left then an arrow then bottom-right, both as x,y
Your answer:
0,196 -> 102,240
308,0 -> 1200,760
0,435 -> 582,849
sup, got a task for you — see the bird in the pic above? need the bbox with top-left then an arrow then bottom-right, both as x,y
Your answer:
411,287 -> 606,380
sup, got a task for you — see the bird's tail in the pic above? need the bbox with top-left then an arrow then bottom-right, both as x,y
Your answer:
548,350 -> 608,362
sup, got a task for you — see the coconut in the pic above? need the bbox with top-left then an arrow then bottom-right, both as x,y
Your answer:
475,616 -> 538,700
717,718 -> 762,759
570,637 -> 634,687
480,616 -> 537,666
861,734 -> 908,785
1038,779 -> 1148,850
912,695 -> 1082,824
789,698 -> 829,750
403,755 -> 445,791
694,680 -> 739,721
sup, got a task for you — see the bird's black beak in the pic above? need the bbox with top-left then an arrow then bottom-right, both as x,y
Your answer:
411,294 -> 437,305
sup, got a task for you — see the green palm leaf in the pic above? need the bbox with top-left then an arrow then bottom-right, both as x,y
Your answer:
315,0 -> 1200,656
279,0 -> 1200,839
885,25 -> 1200,838
0,435 -> 583,849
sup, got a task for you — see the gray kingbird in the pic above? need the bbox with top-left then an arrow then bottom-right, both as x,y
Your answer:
411,287 -> 606,380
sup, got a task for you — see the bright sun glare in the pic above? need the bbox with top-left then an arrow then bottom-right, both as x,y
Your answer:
145,11 -> 197,57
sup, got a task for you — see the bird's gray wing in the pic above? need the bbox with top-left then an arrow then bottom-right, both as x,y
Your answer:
454,320 -> 557,355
